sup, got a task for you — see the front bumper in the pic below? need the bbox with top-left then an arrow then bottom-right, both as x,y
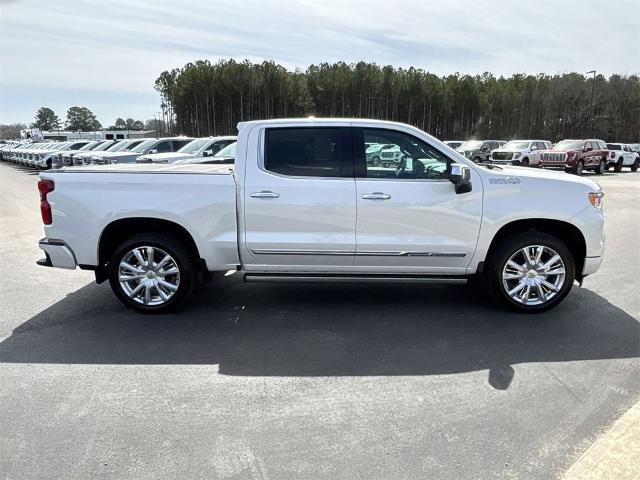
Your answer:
582,256 -> 603,276
38,238 -> 77,269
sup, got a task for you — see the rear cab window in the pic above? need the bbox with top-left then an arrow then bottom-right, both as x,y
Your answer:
264,128 -> 348,178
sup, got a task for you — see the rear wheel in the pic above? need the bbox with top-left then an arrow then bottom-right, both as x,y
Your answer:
574,160 -> 584,176
485,232 -> 575,313
614,158 -> 623,172
108,233 -> 197,313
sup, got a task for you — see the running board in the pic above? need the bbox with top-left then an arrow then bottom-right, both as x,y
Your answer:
243,273 -> 469,284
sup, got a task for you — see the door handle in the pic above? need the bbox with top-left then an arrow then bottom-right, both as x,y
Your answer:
250,191 -> 280,198
362,192 -> 391,200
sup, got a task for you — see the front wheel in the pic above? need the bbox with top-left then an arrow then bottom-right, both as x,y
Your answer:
595,159 -> 605,175
574,160 -> 584,176
108,233 -> 197,313
521,157 -> 529,167
614,158 -> 623,173
485,232 -> 575,313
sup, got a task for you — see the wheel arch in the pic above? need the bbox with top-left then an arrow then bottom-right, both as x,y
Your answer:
485,218 -> 587,280
97,217 -> 203,281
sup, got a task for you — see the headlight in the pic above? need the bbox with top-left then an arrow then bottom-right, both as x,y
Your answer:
513,152 -> 521,159
588,191 -> 604,209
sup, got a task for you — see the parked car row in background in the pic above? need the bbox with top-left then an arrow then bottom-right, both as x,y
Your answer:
2,134 -> 638,176
439,138 -> 639,175
0,136 -> 238,169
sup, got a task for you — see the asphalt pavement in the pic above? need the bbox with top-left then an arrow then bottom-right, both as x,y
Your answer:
0,162 -> 638,479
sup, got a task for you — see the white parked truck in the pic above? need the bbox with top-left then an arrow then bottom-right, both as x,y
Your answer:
37,118 -> 605,314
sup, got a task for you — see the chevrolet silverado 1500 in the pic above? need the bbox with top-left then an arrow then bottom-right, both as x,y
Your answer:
37,118 -> 605,314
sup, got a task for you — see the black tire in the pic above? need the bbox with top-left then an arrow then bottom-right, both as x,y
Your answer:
108,233 -> 197,314
522,157 -> 529,167
631,160 -> 639,172
473,156 -> 482,163
614,158 -> 623,173
595,159 -> 605,175
371,156 -> 381,167
484,231 -> 575,313
574,160 -> 584,176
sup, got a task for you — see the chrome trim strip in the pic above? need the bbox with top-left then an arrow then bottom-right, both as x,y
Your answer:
251,249 -> 354,256
244,275 -> 468,284
251,249 -> 466,258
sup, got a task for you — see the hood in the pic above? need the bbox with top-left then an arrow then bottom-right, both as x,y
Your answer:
549,147 -> 580,153
492,148 -> 527,153
95,151 -> 138,159
136,152 -> 194,163
483,164 -> 601,190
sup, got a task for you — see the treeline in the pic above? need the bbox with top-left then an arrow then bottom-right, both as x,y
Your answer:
155,59 -> 640,142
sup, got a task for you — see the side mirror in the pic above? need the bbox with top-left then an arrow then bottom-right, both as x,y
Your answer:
449,164 -> 472,194
148,149 -> 158,154
481,146 -> 488,152
584,146 -> 592,152
530,146 -> 537,151
202,149 -> 213,157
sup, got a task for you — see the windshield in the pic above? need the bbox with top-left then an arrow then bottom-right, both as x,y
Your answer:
503,141 -> 531,150
106,141 -> 129,152
130,139 -> 157,153
459,140 -> 482,150
92,141 -> 115,151
177,138 -> 210,154
554,140 -> 584,150
606,144 -> 621,150
76,142 -> 99,151
215,142 -> 236,157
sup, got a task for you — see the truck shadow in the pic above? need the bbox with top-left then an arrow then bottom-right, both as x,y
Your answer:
0,276 -> 638,390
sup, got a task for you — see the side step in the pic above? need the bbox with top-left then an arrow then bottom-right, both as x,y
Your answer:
243,273 -> 468,284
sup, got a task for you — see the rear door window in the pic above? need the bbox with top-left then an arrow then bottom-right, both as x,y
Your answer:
264,128 -> 345,178
155,141 -> 173,153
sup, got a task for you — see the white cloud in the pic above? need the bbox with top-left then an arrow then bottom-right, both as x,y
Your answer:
0,0 -> 638,123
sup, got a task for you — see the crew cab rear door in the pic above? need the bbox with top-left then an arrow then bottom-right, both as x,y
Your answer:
241,125 -> 357,270
352,127 -> 482,274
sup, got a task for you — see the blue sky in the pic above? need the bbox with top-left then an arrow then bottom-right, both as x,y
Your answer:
1,0 -> 638,127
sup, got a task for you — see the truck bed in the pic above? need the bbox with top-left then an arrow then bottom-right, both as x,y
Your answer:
40,164 -> 240,271
50,163 -> 234,175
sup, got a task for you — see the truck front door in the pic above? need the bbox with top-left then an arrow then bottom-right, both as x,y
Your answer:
352,127 -> 482,274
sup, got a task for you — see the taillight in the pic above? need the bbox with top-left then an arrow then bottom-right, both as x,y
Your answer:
38,178 -> 55,225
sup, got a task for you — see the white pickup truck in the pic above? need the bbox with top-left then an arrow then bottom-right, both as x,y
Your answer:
37,118 -> 605,314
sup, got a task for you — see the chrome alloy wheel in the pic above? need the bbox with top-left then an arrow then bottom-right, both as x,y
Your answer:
118,246 -> 180,306
501,245 -> 566,306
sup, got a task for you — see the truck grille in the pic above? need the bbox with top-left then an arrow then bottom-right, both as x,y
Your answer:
492,152 -> 513,161
381,151 -> 396,158
542,152 -> 567,163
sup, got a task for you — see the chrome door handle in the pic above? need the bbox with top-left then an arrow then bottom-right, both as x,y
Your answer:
362,192 -> 391,200
250,191 -> 280,198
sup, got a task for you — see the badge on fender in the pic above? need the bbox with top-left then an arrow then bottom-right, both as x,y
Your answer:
489,176 -> 521,184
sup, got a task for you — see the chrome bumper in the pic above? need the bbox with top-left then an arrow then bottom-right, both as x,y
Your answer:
38,238 -> 77,269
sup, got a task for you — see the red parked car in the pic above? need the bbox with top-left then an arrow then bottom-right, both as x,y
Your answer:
540,139 -> 609,175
